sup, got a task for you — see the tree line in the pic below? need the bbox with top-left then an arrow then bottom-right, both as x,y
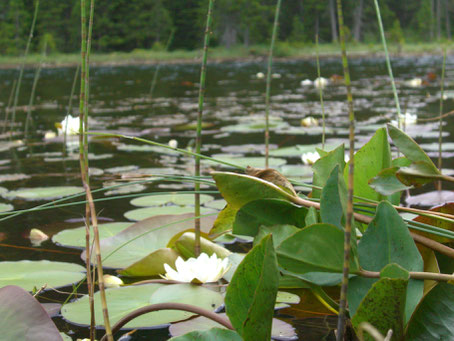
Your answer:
0,0 -> 451,55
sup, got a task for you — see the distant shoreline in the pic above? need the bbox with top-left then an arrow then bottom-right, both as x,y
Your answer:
0,42 -> 447,69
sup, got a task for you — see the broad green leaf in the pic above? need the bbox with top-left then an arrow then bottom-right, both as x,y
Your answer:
52,222 -> 133,248
212,172 -> 293,210
320,165 -> 347,230
169,328 -> 243,341
130,193 -> 214,207
387,124 -> 439,174
347,202 -> 423,322
118,248 -> 180,277
396,161 -> 444,187
254,224 -> 300,248
369,167 -> 412,196
62,284 -> 224,328
305,206 -> 318,225
312,144 -> 345,199
225,235 -> 279,340
0,261 -> 85,291
406,283 -> 454,340
3,186 -> 84,201
344,128 -> 395,204
351,265 -> 408,341
280,268 -> 343,286
209,204 -> 236,237
0,286 -> 61,341
276,223 -> 360,274
234,199 -> 307,237
82,213 -> 216,268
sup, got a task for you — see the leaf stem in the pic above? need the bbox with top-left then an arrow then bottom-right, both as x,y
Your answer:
359,269 -> 454,282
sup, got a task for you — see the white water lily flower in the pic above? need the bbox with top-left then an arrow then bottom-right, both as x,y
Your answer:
161,253 -> 230,283
405,78 -> 423,87
256,72 -> 265,79
391,112 -> 417,126
314,77 -> 329,89
57,115 -> 80,136
168,139 -> 178,149
301,151 -> 320,165
301,116 -> 319,127
301,79 -> 313,86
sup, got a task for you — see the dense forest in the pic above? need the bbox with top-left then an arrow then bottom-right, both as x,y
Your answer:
0,0 -> 451,55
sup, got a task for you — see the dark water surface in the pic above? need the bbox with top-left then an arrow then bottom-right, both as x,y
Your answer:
0,56 -> 453,340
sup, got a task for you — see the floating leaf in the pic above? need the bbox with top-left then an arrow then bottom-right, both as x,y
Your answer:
130,193 -> 214,207
62,284 -> 224,328
169,328 -> 243,341
347,202 -> 423,322
277,223 -> 360,274
170,232 -> 231,259
3,186 -> 84,201
0,173 -> 30,182
125,206 -> 213,221
0,286 -> 61,340
0,260 -> 85,291
118,248 -> 180,277
406,190 -> 454,207
83,213 -> 216,269
204,199 -> 226,210
225,235 -> 279,340
406,283 -> 454,340
234,199 -> 306,237
0,203 -> 13,213
52,222 -> 133,249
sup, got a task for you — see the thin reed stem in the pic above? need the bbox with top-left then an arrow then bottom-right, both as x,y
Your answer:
25,40 -> 47,138
437,47 -> 447,190
9,0 -> 39,138
373,0 -> 402,129
149,29 -> 175,99
336,0 -> 355,339
265,0 -> 282,168
315,34 -> 326,150
194,0 -> 215,257
2,80 -> 17,134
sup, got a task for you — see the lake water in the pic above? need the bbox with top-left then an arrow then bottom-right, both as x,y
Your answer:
0,55 -> 453,340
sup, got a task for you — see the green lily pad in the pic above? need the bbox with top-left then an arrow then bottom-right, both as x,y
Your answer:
83,213 -> 216,268
0,174 -> 30,182
204,199 -> 226,210
130,193 -> 214,207
0,203 -> 13,213
52,222 -> 134,249
61,284 -> 224,328
124,206 -> 214,221
0,261 -> 85,291
3,186 -> 84,201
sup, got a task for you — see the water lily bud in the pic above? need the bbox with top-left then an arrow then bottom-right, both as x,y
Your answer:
301,116 -> 319,127
29,228 -> 49,246
256,72 -> 265,79
103,274 -> 124,288
168,139 -> 178,149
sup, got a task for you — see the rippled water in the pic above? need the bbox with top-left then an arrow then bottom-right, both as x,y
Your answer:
0,56 -> 453,339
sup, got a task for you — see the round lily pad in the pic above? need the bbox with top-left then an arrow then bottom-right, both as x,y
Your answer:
130,193 -> 214,207
3,186 -> 84,201
61,283 -> 224,329
124,206 -> 213,221
52,222 -> 134,249
0,260 -> 86,291
204,199 -> 226,210
0,203 -> 13,213
0,174 -> 30,182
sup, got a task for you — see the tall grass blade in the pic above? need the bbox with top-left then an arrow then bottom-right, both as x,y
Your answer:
265,0 -> 282,168
336,0 -> 356,339
194,0 -> 215,256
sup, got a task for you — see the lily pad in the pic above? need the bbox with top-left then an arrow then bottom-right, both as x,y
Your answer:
204,199 -> 226,210
3,186 -> 84,201
406,190 -> 454,207
61,283 -> 224,329
0,260 -> 85,291
125,206 -> 214,221
169,313 -> 297,340
103,182 -> 147,196
0,174 -> 30,182
52,222 -> 134,249
0,203 -> 13,213
130,193 -> 214,207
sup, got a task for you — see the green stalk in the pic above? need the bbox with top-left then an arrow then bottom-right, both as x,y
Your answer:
24,40 -> 47,139
195,0 -> 215,257
315,34 -> 326,150
149,29 -> 175,99
437,47 -> 447,190
373,0 -> 402,129
2,80 -> 17,134
336,0 -> 355,339
265,0 -> 282,168
63,64 -> 80,156
9,0 -> 39,138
